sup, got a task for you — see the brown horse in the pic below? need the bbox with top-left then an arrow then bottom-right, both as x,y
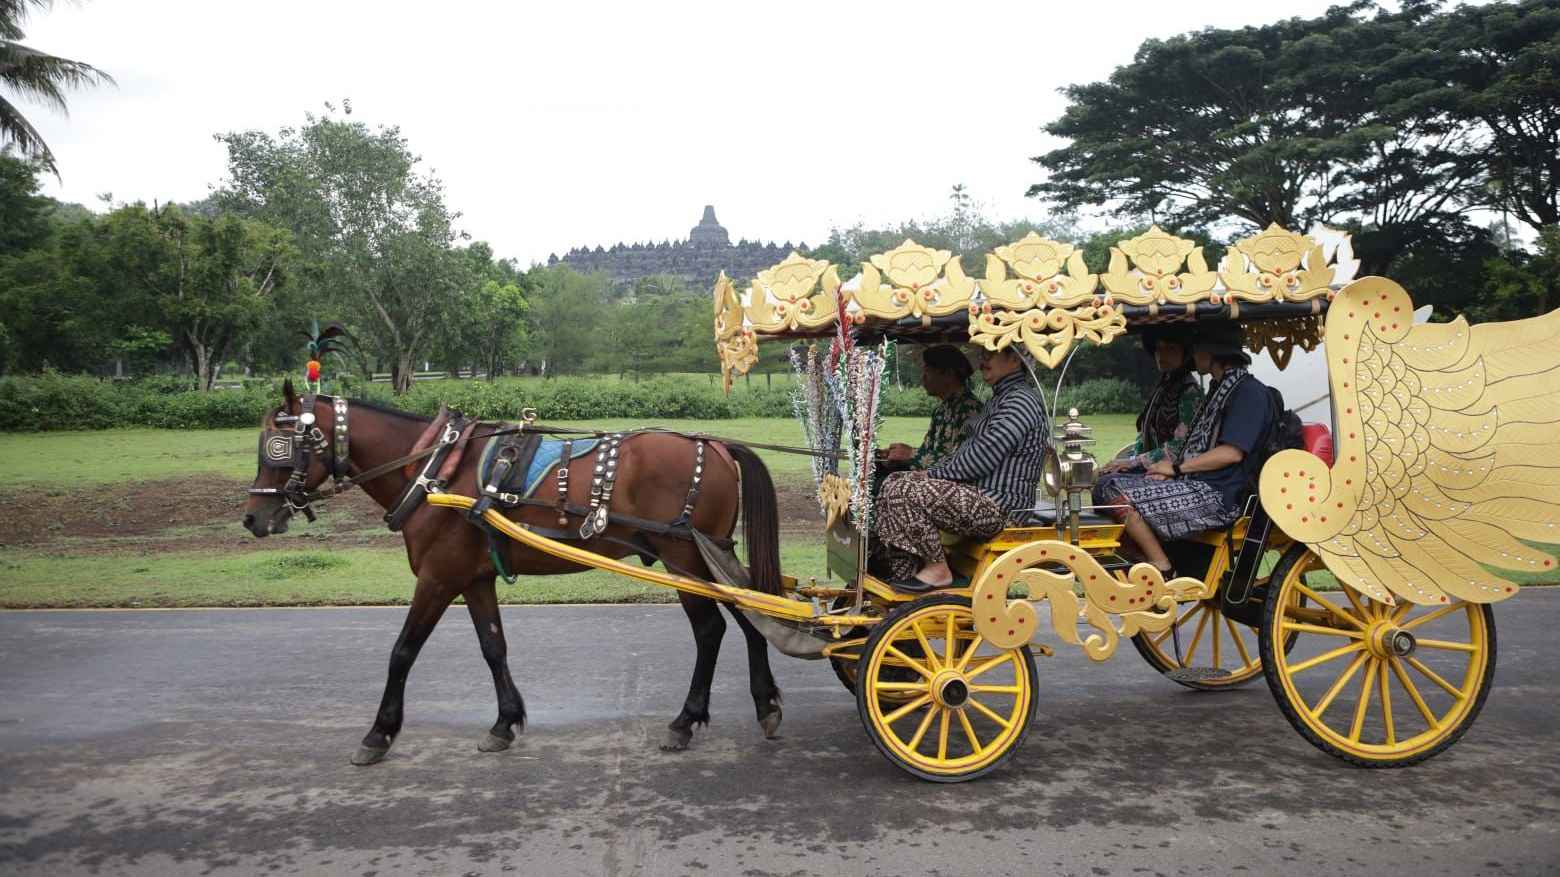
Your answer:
242,381 -> 785,764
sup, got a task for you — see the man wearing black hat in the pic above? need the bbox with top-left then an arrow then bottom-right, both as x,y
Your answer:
1093,323 -> 1273,578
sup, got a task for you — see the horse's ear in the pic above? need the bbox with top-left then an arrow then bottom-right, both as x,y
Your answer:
282,379 -> 299,413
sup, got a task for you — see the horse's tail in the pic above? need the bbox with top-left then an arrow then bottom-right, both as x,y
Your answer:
726,443 -> 784,596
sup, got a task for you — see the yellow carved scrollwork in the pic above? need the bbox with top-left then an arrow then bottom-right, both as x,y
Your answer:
850,239 -> 976,321
1100,225 -> 1219,306
1243,315 -> 1323,370
1221,224 -> 1335,303
713,272 -> 757,391
818,473 -> 851,530
744,251 -> 841,333
979,232 -> 1099,310
969,541 -> 1214,659
968,304 -> 1126,369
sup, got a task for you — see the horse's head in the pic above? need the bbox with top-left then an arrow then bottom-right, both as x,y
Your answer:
242,379 -> 340,537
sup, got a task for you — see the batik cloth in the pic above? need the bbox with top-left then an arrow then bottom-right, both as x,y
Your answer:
1094,366 -> 1267,540
909,386 -> 983,470
871,472 -> 1006,580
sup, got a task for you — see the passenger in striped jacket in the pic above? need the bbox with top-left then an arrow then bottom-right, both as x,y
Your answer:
872,347 -> 1049,588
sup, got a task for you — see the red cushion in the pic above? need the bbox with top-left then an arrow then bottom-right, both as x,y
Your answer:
1301,423 -> 1334,467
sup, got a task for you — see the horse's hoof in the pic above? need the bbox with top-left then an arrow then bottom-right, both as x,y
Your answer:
478,732 -> 512,753
760,707 -> 783,740
660,728 -> 693,752
351,745 -> 390,766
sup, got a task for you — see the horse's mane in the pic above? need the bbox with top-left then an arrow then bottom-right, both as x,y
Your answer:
344,397 -> 433,424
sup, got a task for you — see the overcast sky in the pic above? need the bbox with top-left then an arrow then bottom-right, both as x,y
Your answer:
25,0 -> 1361,267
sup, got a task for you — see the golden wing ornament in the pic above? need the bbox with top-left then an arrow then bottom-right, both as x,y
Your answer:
1260,277 -> 1560,605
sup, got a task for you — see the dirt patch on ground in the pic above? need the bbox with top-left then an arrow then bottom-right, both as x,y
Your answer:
0,476 -> 826,555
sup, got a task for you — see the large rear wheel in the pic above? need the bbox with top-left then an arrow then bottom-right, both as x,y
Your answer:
1259,547 -> 1496,766
856,594 -> 1037,782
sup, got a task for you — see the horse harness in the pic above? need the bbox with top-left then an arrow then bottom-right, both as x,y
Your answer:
252,396 -> 729,582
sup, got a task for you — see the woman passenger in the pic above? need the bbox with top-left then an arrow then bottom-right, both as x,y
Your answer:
884,345 -> 982,470
1093,324 -> 1274,579
1100,327 -> 1202,476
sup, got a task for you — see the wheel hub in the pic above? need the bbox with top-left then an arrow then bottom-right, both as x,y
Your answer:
931,671 -> 970,709
1368,622 -> 1416,658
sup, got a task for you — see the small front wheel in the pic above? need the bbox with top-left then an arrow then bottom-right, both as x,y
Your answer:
856,594 -> 1037,782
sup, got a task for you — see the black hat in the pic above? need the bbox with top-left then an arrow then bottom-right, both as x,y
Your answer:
1140,325 -> 1195,356
1194,322 -> 1253,364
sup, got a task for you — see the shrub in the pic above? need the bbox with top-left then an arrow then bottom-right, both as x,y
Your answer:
1056,378 -> 1141,416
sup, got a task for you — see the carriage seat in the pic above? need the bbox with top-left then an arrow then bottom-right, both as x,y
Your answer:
1300,423 -> 1334,467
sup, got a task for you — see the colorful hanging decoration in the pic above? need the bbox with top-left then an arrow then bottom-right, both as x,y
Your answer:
790,343 -> 842,498
302,320 -> 350,393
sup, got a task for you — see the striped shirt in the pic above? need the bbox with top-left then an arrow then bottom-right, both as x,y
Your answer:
927,371 -> 1049,512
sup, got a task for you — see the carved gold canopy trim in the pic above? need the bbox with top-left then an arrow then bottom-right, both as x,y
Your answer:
714,223 -> 1354,381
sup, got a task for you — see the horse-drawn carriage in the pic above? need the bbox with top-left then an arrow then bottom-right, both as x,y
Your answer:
245,223 -> 1559,782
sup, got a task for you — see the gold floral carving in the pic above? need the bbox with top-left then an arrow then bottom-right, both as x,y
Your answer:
968,304 -> 1126,369
818,473 -> 851,530
969,541 -> 1214,659
1221,224 -> 1335,303
744,251 -> 841,333
850,239 -> 976,321
1243,315 -> 1322,370
713,272 -> 758,391
979,232 -> 1099,310
1260,277 -> 1560,606
1099,225 -> 1219,306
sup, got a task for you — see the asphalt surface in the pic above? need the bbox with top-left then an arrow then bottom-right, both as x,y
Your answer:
0,595 -> 1557,877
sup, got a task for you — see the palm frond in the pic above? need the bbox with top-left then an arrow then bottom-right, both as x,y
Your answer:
0,41 -> 115,114
0,91 -> 53,172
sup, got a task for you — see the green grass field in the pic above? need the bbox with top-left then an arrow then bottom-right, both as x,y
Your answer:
0,415 -> 1143,487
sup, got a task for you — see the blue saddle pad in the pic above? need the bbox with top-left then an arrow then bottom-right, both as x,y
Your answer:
523,438 -> 601,497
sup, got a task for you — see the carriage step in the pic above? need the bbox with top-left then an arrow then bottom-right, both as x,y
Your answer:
1166,667 -> 1234,682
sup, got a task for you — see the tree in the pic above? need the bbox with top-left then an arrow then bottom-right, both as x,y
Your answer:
1429,0 -> 1560,233
521,266 -> 610,377
94,204 -> 290,389
1,0 -> 114,174
216,109 -> 468,393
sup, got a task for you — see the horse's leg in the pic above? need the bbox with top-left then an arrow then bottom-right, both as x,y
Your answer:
664,592 -> 725,752
724,604 -> 783,739
464,576 -> 527,752
352,576 -> 457,766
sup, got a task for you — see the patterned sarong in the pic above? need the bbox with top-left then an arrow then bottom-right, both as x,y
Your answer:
1092,471 -> 1236,541
871,472 -> 1006,580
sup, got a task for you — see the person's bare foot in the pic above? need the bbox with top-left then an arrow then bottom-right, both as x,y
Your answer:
914,561 -> 954,588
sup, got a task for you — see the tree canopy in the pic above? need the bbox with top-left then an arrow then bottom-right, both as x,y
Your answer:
0,0 -> 114,174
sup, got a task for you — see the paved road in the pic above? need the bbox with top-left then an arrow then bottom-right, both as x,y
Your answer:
0,596 -> 1557,876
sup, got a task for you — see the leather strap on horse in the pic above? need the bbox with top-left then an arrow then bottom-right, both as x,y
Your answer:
384,412 -> 470,532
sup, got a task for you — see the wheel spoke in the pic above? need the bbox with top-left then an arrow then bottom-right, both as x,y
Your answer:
1295,583 -> 1367,630
910,621 -> 942,672
1287,642 -> 1364,674
1349,659 -> 1379,743
1388,656 -> 1440,730
1415,638 -> 1477,653
1391,600 -> 1414,623
1184,604 -> 1212,662
1380,657 -> 1396,746
945,612 -> 958,667
1211,607 -> 1222,669
965,653 -> 1013,682
1151,603 -> 1204,646
907,703 -> 938,749
1310,651 -> 1368,720
1281,621 -> 1364,639
1406,656 -> 1465,700
885,645 -> 935,679
957,707 -> 983,755
955,634 -> 984,672
1343,586 -> 1370,620
882,694 -> 932,725
1226,617 -> 1255,669
1400,602 -> 1462,631
969,684 -> 1022,694
937,708 -> 950,760
966,695 -> 1013,730
874,681 -> 930,692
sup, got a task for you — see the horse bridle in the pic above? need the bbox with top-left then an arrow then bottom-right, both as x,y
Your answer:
249,394 -> 350,524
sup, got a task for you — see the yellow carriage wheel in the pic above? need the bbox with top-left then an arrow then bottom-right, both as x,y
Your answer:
857,594 -> 1037,782
1259,547 -> 1496,766
1131,596 -> 1268,689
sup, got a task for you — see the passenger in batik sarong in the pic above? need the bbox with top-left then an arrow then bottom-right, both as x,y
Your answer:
1093,323 -> 1274,579
873,347 -> 1048,589
1099,327 -> 1202,476
884,345 -> 982,471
